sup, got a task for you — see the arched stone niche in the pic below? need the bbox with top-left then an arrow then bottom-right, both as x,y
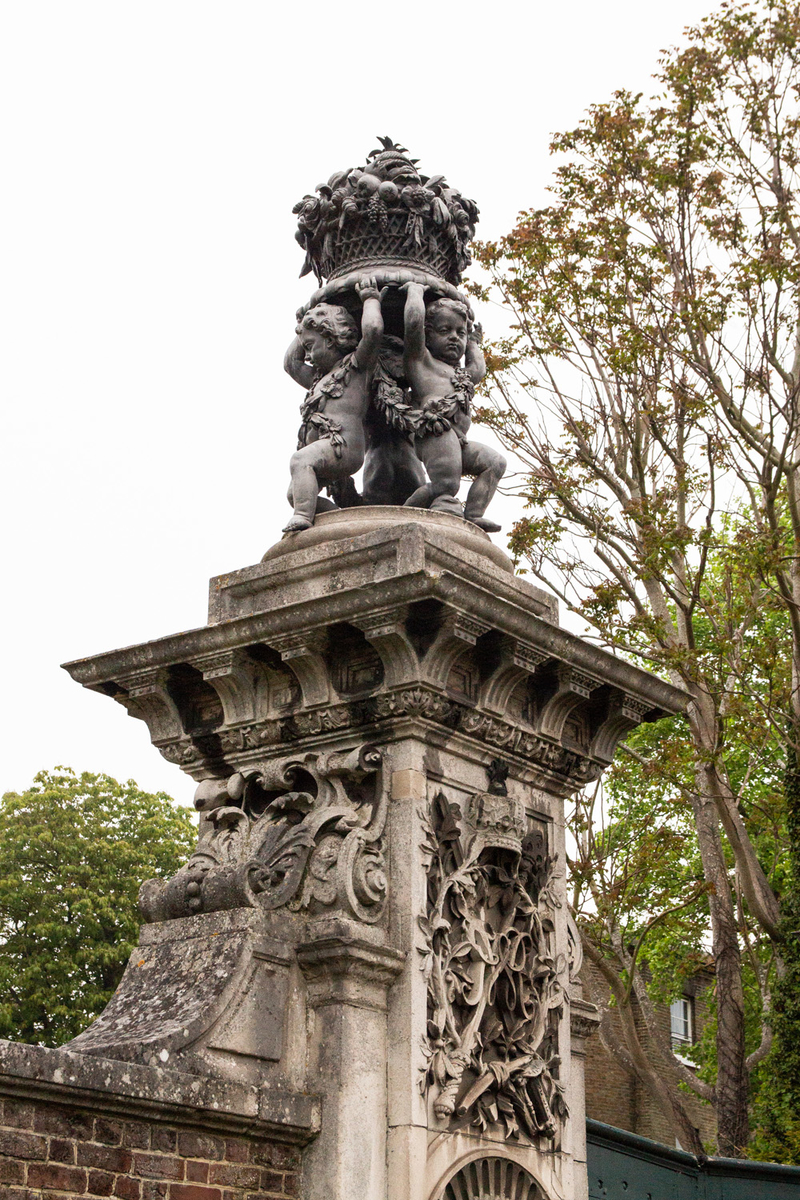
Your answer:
436,1156 -> 547,1200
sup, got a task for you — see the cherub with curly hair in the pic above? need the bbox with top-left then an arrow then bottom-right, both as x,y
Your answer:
282,281 -> 384,532
400,284 -> 506,532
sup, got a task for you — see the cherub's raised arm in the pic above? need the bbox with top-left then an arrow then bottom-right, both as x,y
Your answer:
466,322 -> 486,385
284,335 -> 315,388
354,277 -> 385,371
400,280 -> 427,359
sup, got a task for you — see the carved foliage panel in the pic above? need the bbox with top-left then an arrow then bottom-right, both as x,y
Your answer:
419,763 -> 568,1144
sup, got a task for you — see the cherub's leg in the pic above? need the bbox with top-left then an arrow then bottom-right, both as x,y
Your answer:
404,431 -> 462,509
284,443 -> 337,532
287,486 -> 336,513
461,441 -> 506,531
393,440 -> 427,505
362,442 -> 396,506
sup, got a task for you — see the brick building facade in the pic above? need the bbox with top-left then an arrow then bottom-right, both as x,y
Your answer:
581,963 -> 717,1151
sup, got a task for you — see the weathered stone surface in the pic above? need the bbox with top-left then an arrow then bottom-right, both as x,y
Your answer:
260,507 -> 514,576
0,1039 -> 319,1140
63,513 -> 683,798
0,1042 -> 312,1198
66,909 -> 305,1087
57,507 -> 687,1200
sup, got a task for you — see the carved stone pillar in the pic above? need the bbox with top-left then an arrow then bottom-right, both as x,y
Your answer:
297,923 -> 405,1200
64,508 -> 686,1200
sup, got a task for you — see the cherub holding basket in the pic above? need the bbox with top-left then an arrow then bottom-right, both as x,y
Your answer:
400,282 -> 506,531
283,278 -> 384,532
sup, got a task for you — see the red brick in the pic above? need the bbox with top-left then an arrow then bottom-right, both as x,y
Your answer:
3,1188 -> 29,1200
0,1127 -> 47,1160
209,1161 -> 260,1188
132,1152 -> 183,1180
94,1117 -> 124,1145
114,1178 -> 142,1199
185,1160 -> 210,1183
141,1184 -> 169,1200
78,1141 -> 132,1173
251,1143 -> 297,1169
223,1138 -> 250,1162
48,1136 -> 76,1163
169,1186 -> 222,1200
260,1169 -> 285,1193
33,1106 -> 94,1139
150,1126 -> 177,1154
27,1160 -> 88,1192
284,1170 -> 299,1196
1,1098 -> 34,1129
88,1167 -> 116,1196
177,1132 -> 224,1161
122,1121 -> 151,1150
0,1156 -> 25,1184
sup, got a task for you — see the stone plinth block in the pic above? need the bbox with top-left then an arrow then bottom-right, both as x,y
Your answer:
62,509 -> 686,1200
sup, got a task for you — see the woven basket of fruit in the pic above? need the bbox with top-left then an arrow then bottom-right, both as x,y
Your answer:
293,138 -> 478,290
321,208 -> 458,284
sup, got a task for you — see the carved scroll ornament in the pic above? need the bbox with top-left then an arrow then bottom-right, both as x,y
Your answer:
139,744 -> 387,925
419,773 -> 567,1142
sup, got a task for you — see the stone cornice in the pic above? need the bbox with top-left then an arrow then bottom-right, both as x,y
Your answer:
570,997 -> 602,1045
62,520 -> 688,799
296,935 -> 406,1013
63,525 -> 687,720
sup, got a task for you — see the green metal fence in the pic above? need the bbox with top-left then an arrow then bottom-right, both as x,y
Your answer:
587,1118 -> 800,1199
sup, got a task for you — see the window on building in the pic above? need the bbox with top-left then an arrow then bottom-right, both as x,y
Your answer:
670,997 -> 693,1046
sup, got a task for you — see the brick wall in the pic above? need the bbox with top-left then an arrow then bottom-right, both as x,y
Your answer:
582,1014 -> 636,1133
581,963 -> 717,1151
0,1092 -> 301,1200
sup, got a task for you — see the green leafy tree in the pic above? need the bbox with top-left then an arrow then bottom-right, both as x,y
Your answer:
470,0 -> 800,1156
569,719 -> 715,1153
749,748 -> 800,1163
0,768 -> 196,1047
571,687 -> 787,1155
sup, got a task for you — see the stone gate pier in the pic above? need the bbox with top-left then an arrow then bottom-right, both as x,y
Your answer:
0,506 -> 683,1200
0,140 -> 685,1200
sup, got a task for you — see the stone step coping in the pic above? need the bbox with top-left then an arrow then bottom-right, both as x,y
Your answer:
0,1040 -> 320,1143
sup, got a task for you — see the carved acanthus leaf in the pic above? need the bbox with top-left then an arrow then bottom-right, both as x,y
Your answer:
138,745 -> 388,925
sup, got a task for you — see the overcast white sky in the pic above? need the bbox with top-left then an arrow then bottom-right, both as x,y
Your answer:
1,0 -> 715,808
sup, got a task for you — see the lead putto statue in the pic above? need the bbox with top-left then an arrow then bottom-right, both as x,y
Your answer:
282,138 -> 506,534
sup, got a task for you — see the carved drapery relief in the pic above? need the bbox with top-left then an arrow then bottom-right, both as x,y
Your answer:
139,744 -> 387,925
419,768 -> 567,1142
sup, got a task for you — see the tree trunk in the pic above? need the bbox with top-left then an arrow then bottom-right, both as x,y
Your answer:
582,943 -> 707,1156
693,770 -> 749,1156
